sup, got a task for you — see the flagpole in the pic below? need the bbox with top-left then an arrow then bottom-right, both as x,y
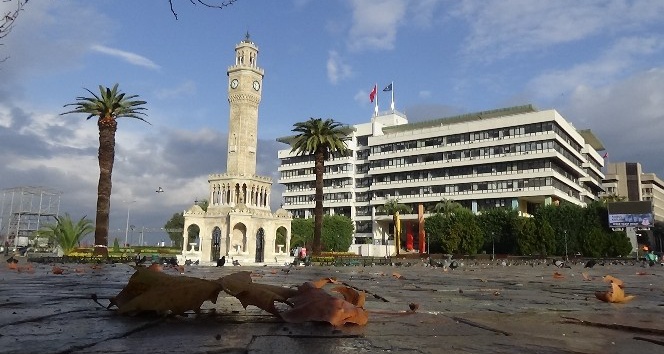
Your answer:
374,83 -> 378,117
390,81 -> 395,111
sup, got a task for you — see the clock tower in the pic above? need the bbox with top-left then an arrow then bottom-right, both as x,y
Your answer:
181,34 -> 291,266
226,32 -> 264,176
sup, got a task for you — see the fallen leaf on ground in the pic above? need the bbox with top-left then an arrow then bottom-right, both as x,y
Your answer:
147,263 -> 163,272
310,277 -> 339,288
602,275 -> 624,288
408,303 -> 420,312
595,280 -> 635,303
216,271 -> 297,316
392,272 -> 404,279
112,269 -> 370,326
7,262 -> 17,270
553,272 -> 565,279
17,264 -> 34,273
110,266 -> 223,315
635,271 -> 648,276
332,285 -> 365,308
581,272 -> 593,281
52,266 -> 64,275
280,281 -> 368,326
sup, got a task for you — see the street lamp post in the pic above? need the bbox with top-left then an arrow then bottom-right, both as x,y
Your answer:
124,200 -> 136,247
491,231 -> 495,261
564,230 -> 568,261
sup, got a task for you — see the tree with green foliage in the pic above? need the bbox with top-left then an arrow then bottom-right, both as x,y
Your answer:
112,238 -> 121,253
321,215 -> 354,252
34,214 -> 94,256
62,84 -> 148,256
378,199 -> 412,255
475,208 -> 520,255
514,217 -> 538,255
454,209 -> 484,254
290,216 -> 354,252
164,212 -> 185,248
289,118 -> 349,256
535,219 -> 556,256
605,231 -> 633,257
424,212 -> 461,254
290,218 -> 313,249
430,198 -> 464,216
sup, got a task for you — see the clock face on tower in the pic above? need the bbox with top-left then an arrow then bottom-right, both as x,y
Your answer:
230,79 -> 239,89
253,81 -> 261,91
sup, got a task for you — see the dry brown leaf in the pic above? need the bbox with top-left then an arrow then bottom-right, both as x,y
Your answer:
553,272 -> 564,279
595,281 -> 635,303
310,277 -> 338,288
635,271 -> 648,276
280,282 -> 368,326
392,272 -> 404,279
17,264 -> 34,273
581,272 -> 593,281
332,286 -> 365,308
7,262 -> 17,270
52,266 -> 64,275
147,263 -> 163,272
216,271 -> 297,316
111,266 -> 223,315
408,303 -> 420,312
602,275 -> 624,288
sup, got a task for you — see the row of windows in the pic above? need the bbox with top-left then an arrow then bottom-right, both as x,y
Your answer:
281,164 -> 351,179
370,140 -> 582,170
280,150 -> 352,166
284,192 -> 352,204
373,177 -> 558,199
371,122 -> 557,154
285,178 -> 352,192
372,159 -> 579,185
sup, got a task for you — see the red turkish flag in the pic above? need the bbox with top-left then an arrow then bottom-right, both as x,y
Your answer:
369,85 -> 377,103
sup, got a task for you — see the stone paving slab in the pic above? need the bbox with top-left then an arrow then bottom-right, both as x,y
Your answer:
1,258 -> 663,353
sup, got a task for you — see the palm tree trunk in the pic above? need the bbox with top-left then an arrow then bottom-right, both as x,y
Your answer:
394,212 -> 400,256
313,149 -> 325,256
93,117 -> 117,257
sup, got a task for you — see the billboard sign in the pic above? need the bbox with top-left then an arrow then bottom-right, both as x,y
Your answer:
607,201 -> 653,228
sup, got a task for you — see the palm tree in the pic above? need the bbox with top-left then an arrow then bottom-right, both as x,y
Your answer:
431,198 -> 464,216
62,84 -> 148,257
378,199 -> 413,255
35,214 -> 94,256
289,118 -> 349,256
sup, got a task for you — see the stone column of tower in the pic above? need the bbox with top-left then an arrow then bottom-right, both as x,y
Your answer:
226,33 -> 264,176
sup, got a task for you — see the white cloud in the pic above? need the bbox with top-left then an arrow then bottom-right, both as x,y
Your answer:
347,0 -> 407,51
528,36 -> 664,101
326,50 -> 353,84
155,80 -> 197,100
91,44 -> 160,70
560,67 -> 664,177
453,0 -> 664,60
418,90 -> 431,99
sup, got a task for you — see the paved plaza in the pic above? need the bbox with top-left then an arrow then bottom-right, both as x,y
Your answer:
1,256 -> 663,354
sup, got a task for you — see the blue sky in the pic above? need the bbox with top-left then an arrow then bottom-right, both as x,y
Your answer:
1,0 -> 663,246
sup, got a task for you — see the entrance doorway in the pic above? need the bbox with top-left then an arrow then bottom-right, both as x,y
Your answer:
255,228 -> 265,263
212,227 -> 221,261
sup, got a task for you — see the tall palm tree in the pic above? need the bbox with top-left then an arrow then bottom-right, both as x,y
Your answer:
431,198 -> 464,217
35,214 -> 94,256
378,199 -> 412,255
289,118 -> 349,256
62,84 -> 148,256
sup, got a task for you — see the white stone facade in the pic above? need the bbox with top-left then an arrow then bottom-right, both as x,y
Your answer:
181,35 -> 292,265
277,105 -> 606,253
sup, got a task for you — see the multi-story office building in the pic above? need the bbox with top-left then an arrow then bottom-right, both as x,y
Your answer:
601,162 -> 664,222
277,105 -> 606,251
